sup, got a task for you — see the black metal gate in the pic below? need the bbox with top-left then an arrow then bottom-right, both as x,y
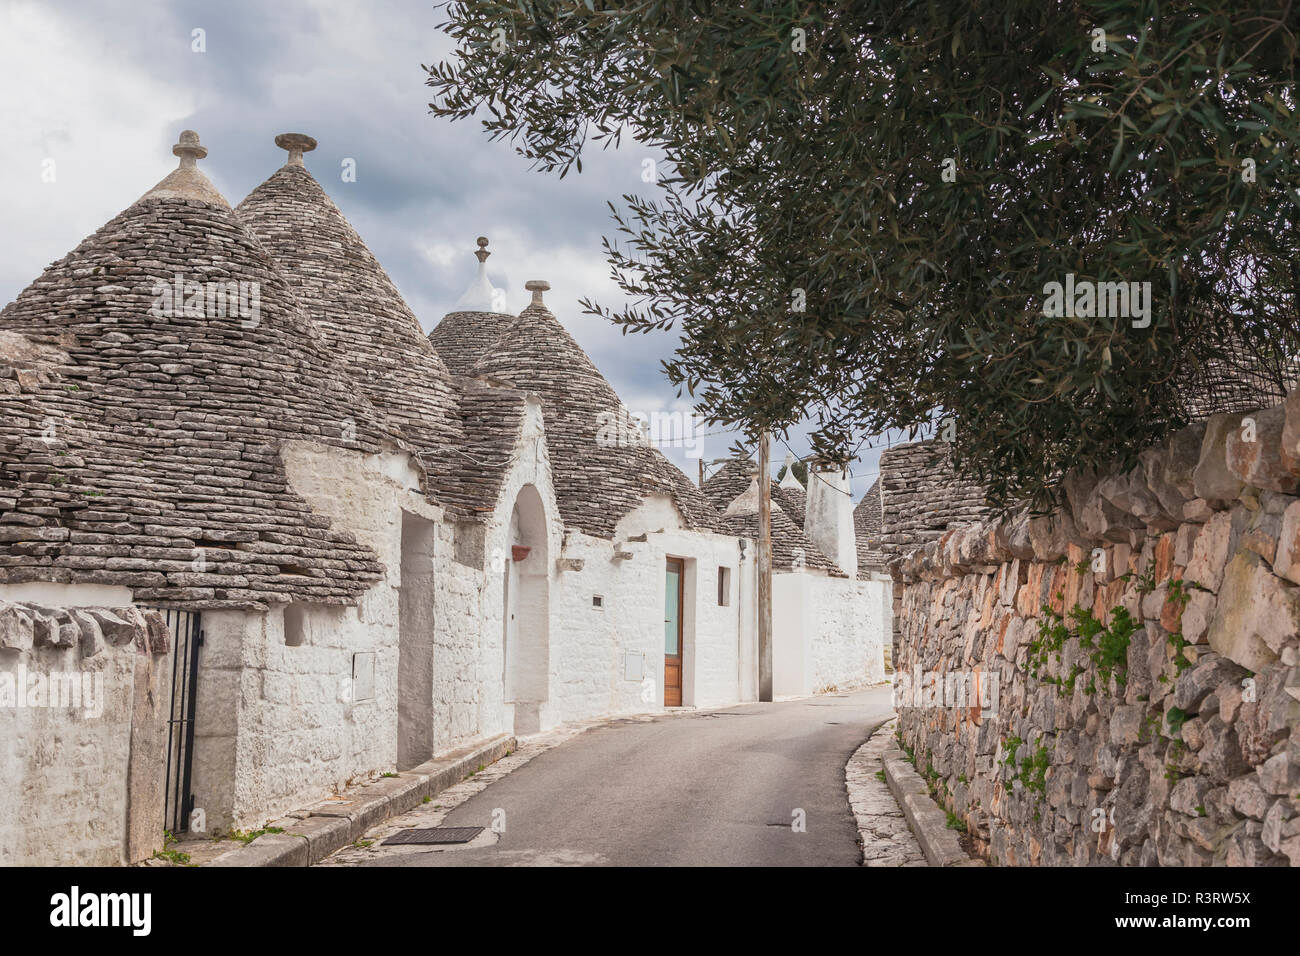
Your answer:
160,608 -> 203,834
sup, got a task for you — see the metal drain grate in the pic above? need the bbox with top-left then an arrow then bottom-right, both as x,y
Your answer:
382,826 -> 484,846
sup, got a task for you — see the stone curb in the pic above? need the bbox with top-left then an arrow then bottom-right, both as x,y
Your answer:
882,743 -> 985,867
844,718 -> 927,866
204,734 -> 516,867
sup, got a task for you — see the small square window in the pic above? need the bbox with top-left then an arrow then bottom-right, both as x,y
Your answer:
717,567 -> 732,606
592,595 -> 604,609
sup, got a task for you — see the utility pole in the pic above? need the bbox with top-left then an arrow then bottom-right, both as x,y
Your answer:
698,457 -> 704,488
757,431 -> 773,702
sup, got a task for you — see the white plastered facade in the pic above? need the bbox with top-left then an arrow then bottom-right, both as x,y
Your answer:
42,394 -> 890,834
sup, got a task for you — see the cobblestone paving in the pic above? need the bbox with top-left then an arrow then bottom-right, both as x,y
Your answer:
845,718 -> 928,866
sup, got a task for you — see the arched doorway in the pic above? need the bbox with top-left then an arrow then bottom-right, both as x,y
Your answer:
502,484 -> 549,735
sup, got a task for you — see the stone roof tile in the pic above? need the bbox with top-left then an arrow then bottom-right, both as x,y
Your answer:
771,483 -> 807,529
702,458 -> 757,512
0,133 -> 391,609
854,477 -> 887,573
724,507 -> 841,574
459,296 -> 725,538
717,474 -> 841,574
234,152 -> 488,514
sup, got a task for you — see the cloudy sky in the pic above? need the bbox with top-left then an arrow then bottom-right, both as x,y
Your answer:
0,0 -> 893,498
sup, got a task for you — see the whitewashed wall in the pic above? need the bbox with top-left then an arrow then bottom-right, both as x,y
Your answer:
772,570 -> 889,697
0,638 -> 150,865
190,602 -> 394,832
772,572 -> 814,697
544,496 -> 747,723
191,440 -> 459,830
168,421 -> 884,834
478,399 -> 563,738
810,576 -> 889,690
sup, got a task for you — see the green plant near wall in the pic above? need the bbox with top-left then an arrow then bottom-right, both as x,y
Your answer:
1028,607 -> 1070,682
1018,743 -> 1051,797
999,735 -> 1022,796
1166,578 -> 1200,606
1126,564 -> 1157,596
1166,706 -> 1190,738
1028,603 -> 1136,697
1167,632 -> 1193,675
1000,735 -> 1052,817
1140,709 -> 1163,744
1088,606 -> 1139,691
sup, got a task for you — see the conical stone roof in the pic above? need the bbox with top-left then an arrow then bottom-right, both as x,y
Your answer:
854,478 -> 886,574
0,132 -> 391,609
720,478 -> 839,574
702,457 -> 758,511
235,139 -> 476,512
462,287 -> 723,538
704,456 -> 808,530
430,309 -> 519,377
771,484 -> 807,529
451,377 -> 534,513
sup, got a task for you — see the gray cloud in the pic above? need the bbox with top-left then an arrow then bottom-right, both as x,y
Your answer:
0,0 -> 883,498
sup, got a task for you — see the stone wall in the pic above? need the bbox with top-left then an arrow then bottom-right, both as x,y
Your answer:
0,602 -> 170,865
890,398 -> 1300,866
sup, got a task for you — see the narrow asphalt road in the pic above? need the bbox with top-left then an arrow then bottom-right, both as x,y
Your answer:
359,685 -> 894,866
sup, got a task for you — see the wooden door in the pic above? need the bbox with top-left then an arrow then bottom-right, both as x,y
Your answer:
664,557 -> 684,706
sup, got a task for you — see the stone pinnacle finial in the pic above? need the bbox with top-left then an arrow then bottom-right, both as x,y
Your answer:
475,236 -> 491,264
525,279 -> 550,308
139,130 -> 228,207
172,130 -> 208,167
274,132 -> 318,167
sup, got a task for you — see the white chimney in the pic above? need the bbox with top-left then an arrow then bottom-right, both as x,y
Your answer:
804,462 -> 857,577
779,451 -> 804,490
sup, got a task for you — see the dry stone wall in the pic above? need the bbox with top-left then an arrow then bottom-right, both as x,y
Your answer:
890,397 -> 1300,867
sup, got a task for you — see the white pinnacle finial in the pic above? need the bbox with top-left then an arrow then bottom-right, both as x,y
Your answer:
525,280 -> 550,309
274,132 -> 317,167
779,451 -> 804,489
451,237 -> 507,313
